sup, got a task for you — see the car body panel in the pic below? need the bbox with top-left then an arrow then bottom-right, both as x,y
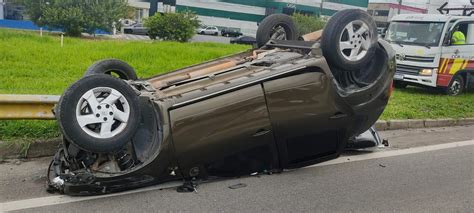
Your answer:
170,85 -> 278,178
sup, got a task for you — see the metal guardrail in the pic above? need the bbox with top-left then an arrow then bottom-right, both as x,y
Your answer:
0,94 -> 60,120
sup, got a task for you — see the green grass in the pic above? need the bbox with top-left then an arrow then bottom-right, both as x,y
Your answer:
0,29 -> 249,94
0,28 -> 473,142
381,87 -> 474,120
0,29 -> 249,141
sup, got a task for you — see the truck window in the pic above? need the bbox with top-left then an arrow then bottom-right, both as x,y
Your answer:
451,23 -> 474,45
386,21 -> 445,47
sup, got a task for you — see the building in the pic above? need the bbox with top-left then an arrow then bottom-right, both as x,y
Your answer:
0,0 -> 27,20
0,0 -> 4,20
368,3 -> 427,28
134,0 -> 369,35
2,0 -> 370,36
128,0 -> 151,22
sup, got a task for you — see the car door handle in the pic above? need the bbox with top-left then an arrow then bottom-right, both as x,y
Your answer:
253,129 -> 271,137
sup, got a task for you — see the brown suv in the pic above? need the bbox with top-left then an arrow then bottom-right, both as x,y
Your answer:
48,9 -> 395,195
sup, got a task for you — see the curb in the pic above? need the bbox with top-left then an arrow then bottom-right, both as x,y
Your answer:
1,118 -> 473,159
374,118 -> 474,131
0,138 -> 61,159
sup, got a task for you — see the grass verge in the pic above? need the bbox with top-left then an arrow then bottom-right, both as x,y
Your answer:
0,29 -> 248,142
381,87 -> 474,120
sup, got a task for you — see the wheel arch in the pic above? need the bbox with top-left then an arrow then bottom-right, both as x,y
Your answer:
453,69 -> 473,89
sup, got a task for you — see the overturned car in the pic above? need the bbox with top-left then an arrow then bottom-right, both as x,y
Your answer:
48,10 -> 395,195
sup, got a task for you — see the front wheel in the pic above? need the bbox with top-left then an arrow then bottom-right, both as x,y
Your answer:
446,75 -> 464,96
57,75 -> 141,153
321,9 -> 378,71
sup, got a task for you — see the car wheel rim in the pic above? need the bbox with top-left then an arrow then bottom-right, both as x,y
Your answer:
270,25 -> 287,40
339,20 -> 371,62
75,87 -> 130,139
450,80 -> 461,95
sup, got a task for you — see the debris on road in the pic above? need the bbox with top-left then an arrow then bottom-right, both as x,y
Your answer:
228,183 -> 247,189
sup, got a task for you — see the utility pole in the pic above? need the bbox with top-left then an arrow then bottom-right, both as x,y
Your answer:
320,0 -> 324,17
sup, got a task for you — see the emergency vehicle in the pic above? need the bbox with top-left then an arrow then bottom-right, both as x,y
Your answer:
386,14 -> 474,95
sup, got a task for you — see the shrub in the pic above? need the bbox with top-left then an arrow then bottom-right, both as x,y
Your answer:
22,0 -> 129,37
145,11 -> 200,42
292,13 -> 326,36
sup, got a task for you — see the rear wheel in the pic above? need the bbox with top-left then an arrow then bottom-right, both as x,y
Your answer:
57,75 -> 140,153
446,75 -> 464,96
321,9 -> 378,71
84,59 -> 138,80
256,14 -> 298,47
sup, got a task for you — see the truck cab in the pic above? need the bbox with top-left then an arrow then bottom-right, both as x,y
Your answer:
386,14 -> 474,95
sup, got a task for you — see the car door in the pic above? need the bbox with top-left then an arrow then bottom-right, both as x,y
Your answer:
440,21 -> 474,87
263,71 -> 351,168
205,27 -> 213,35
170,85 -> 279,178
133,24 -> 145,35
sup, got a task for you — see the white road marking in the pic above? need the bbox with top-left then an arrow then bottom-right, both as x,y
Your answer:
1,140 -> 473,212
307,139 -> 474,168
0,181 -> 182,212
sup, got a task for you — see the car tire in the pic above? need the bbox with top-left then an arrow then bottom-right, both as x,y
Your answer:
256,14 -> 298,48
321,9 -> 378,71
446,75 -> 464,96
394,81 -> 408,89
84,59 -> 138,80
57,75 -> 140,153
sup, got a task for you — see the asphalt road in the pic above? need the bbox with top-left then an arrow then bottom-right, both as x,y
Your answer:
1,125 -> 473,212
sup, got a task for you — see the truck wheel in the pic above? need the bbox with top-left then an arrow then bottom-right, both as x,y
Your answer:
256,14 -> 297,47
321,9 -> 378,71
57,75 -> 140,153
446,75 -> 464,96
84,59 -> 138,80
394,81 -> 408,89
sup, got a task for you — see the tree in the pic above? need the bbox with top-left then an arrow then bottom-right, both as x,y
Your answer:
21,0 -> 129,37
292,13 -> 326,36
145,11 -> 200,42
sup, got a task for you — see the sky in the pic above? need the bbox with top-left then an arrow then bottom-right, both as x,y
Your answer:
369,0 -> 472,9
